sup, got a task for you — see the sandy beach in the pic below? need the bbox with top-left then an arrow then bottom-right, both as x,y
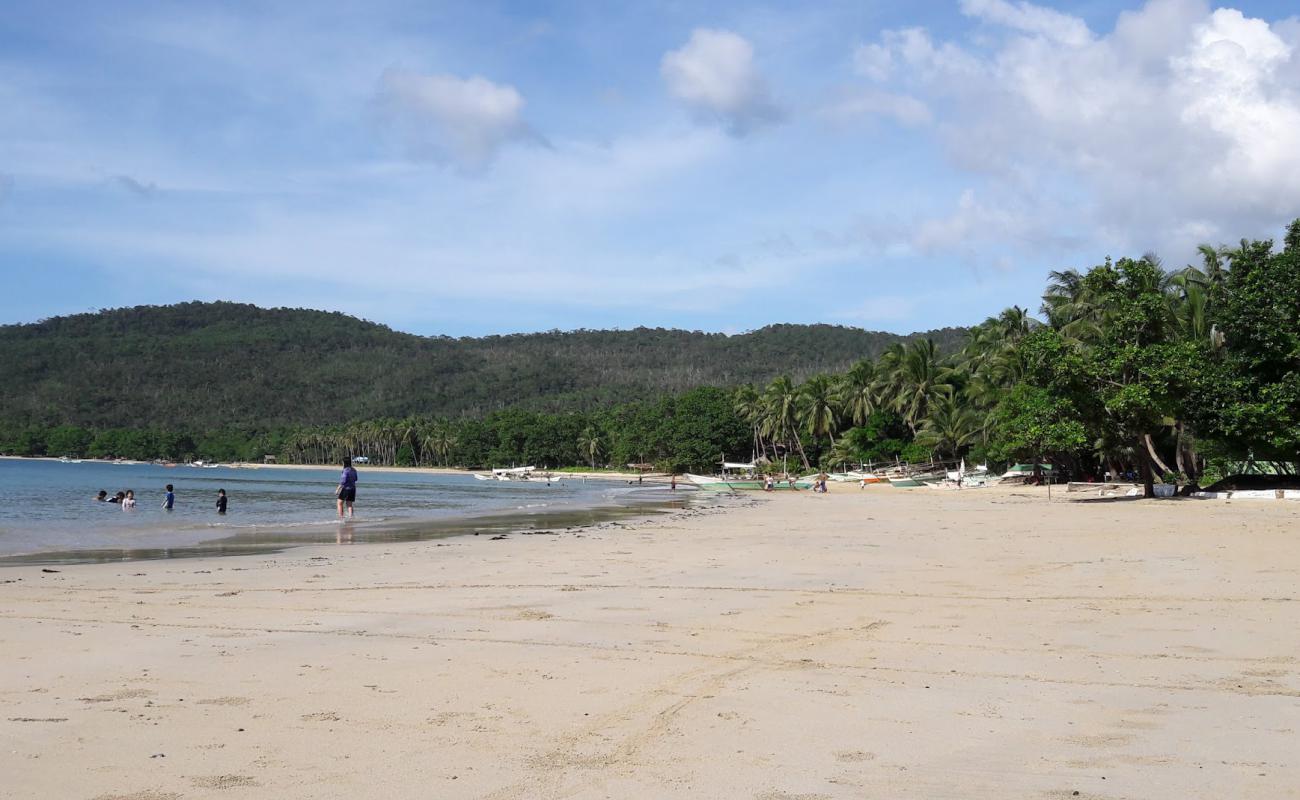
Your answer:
3,486 -> 1299,799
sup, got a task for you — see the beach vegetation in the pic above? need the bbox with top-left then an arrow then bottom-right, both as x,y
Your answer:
3,221 -> 1299,488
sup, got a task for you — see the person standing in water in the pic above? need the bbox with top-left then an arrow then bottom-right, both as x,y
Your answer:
162,484 -> 175,511
121,489 -> 137,510
337,457 -> 358,519
215,488 -> 227,514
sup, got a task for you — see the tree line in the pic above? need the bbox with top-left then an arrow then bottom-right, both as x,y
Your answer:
3,221 -> 1297,489
725,221 -> 1300,495
0,301 -> 965,430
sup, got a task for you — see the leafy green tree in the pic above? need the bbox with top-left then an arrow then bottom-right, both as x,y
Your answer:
45,425 -> 93,457
987,384 -> 1088,475
1190,225 -> 1300,465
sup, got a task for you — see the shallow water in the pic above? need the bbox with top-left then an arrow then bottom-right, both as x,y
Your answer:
0,460 -> 687,563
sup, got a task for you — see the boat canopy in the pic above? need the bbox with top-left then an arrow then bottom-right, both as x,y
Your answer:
1002,463 -> 1054,475
722,461 -> 757,470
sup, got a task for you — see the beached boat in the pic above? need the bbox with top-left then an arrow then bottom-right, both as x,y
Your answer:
886,475 -> 931,487
684,474 -> 814,491
1000,463 -> 1054,480
925,461 -> 997,488
686,462 -> 813,491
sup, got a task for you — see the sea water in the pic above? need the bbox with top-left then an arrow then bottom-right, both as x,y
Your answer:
0,460 -> 682,563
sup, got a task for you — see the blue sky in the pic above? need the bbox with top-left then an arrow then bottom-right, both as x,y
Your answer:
2,0 -> 1298,336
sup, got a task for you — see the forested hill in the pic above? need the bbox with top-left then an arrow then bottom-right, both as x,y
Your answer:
2,302 -> 966,429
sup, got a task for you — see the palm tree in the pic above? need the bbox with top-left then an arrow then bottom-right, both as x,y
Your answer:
733,384 -> 766,462
915,390 -> 980,459
888,339 -> 954,432
994,305 -> 1032,344
798,374 -> 841,448
422,419 -> 457,466
577,426 -> 603,469
872,342 -> 907,408
1191,243 -> 1228,287
838,359 -> 878,427
1042,267 -> 1102,342
761,376 -> 810,470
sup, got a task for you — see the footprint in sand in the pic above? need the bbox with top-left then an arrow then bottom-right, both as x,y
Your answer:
79,689 -> 154,703
190,775 -> 259,789
833,750 -> 876,763
196,696 -> 251,706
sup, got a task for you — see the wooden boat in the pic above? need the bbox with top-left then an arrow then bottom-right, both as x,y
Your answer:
686,461 -> 813,491
684,474 -> 813,491
473,466 -> 561,483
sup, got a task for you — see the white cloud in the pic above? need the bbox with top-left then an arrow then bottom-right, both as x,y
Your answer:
661,28 -> 782,136
824,88 -> 932,126
854,28 -> 981,84
375,69 -> 538,171
853,0 -> 1300,259
853,42 -> 893,82
959,0 -> 1092,46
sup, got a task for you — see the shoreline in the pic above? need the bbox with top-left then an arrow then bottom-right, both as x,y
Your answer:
0,454 -> 668,482
0,489 -> 710,567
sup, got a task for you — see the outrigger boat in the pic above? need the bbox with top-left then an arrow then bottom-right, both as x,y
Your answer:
473,466 -> 562,483
685,461 -> 814,491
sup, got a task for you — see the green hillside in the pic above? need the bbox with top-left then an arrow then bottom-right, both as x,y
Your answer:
1,302 -> 967,429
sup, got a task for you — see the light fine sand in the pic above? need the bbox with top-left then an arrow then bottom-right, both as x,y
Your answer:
3,486 -> 1299,799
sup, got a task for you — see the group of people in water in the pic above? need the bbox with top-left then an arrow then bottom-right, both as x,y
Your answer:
88,458 -> 359,519
95,484 -> 227,514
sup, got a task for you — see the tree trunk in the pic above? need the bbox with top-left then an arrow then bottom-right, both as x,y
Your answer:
791,429 -> 811,470
1144,433 -> 1172,480
1184,429 -> 1201,482
1136,436 -> 1156,498
1174,422 -> 1186,477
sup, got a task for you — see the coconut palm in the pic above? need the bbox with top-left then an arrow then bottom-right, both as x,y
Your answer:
994,305 -> 1033,344
733,384 -> 767,462
838,359 -> 878,427
915,390 -> 981,459
576,426 -> 603,469
798,373 -> 841,447
422,419 -> 457,466
888,339 -> 954,432
1042,267 -> 1103,342
761,376 -> 810,470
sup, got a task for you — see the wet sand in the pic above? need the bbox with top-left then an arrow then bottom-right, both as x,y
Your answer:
2,486 -> 1298,799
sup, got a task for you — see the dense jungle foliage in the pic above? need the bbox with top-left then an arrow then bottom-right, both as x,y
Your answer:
0,302 -> 963,428
4,220 -> 1298,487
